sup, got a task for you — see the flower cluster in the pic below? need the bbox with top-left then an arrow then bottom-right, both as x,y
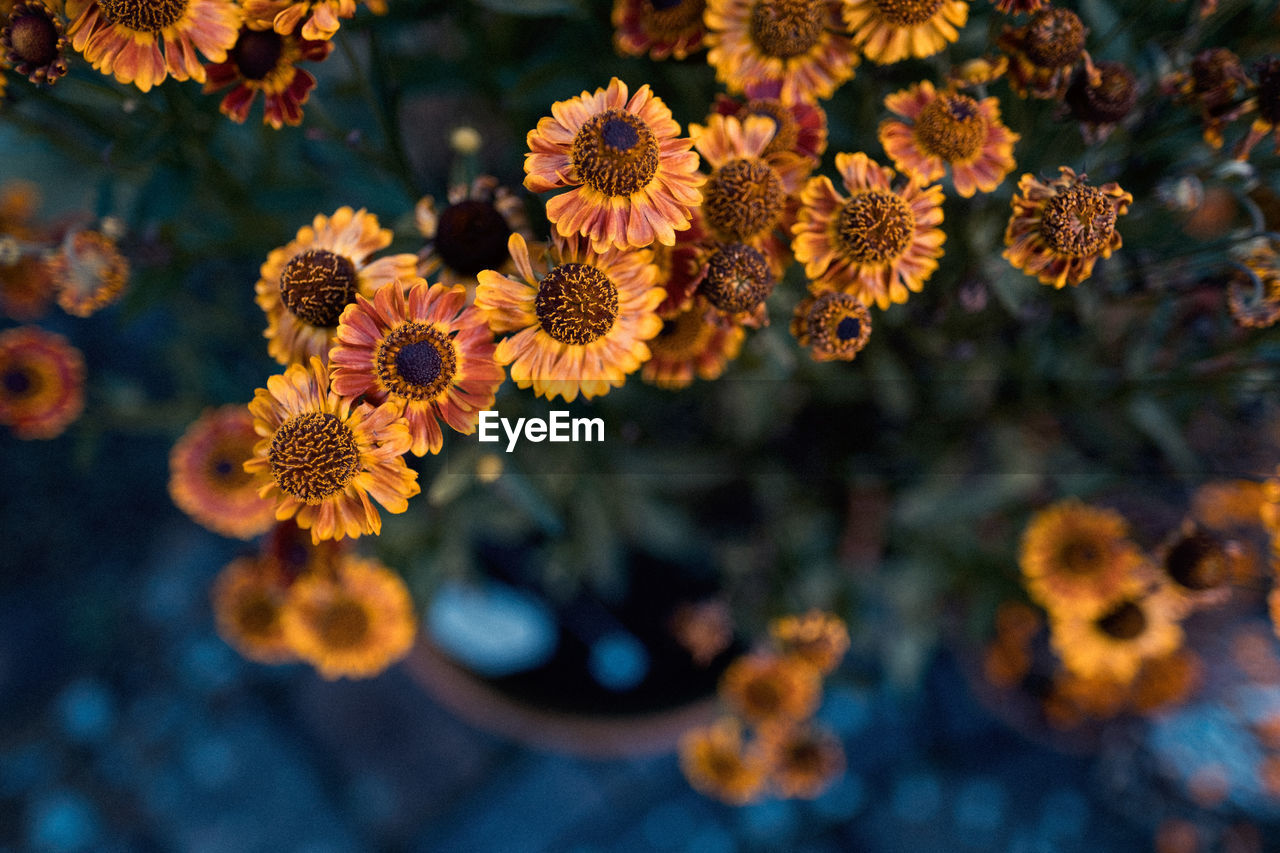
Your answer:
679,610 -> 849,803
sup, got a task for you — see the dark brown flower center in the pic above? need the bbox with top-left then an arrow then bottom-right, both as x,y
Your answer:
1255,57 -> 1280,126
742,99 -> 799,156
268,411 -> 361,502
744,677 -> 782,713
702,243 -> 774,313
1165,531 -> 1228,591
643,0 -> 706,34
1095,599 -> 1147,641
434,200 -> 513,276
1190,48 -> 1248,113
237,594 -> 280,637
571,109 -> 660,197
801,292 -> 871,358
914,93 -> 988,162
8,9 -> 59,68
1057,538 -> 1102,575
1023,8 -> 1085,69
704,158 -> 785,240
836,317 -> 860,340
231,28 -> 284,81
872,0 -> 944,26
279,249 -> 360,327
836,191 -> 915,263
99,0 -> 188,32
374,322 -> 457,400
535,263 -> 620,345
2,367 -> 34,397
317,598 -> 370,649
748,0 -> 823,59
1066,61 -> 1138,125
1040,184 -> 1117,257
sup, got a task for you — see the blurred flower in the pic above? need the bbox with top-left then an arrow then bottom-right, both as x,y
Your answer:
475,232 -> 662,402
1166,48 -> 1253,150
1155,521 -> 1237,610
48,229 -> 129,317
1019,500 -> 1142,618
0,253 -> 53,321
0,325 -> 84,439
255,206 -> 417,366
1064,60 -> 1138,144
212,554 -> 296,663
949,54 -> 1007,89
66,0 -> 240,92
769,610 -> 850,673
1043,668 -> 1130,727
330,279 -> 504,456
415,175 -> 529,294
1049,581 -> 1185,684
1003,166 -> 1131,288
719,651 -> 822,724
698,241 -> 775,328
1192,479 -> 1266,532
790,292 -> 872,362
878,80 -> 1019,198
1128,649 -> 1202,714
169,405 -> 278,539
669,599 -> 735,665
203,25 -> 331,129
792,151 -> 945,309
641,299 -> 744,389
704,0 -> 857,104
759,721 -> 845,799
1236,56 -> 1280,160
242,0 -> 382,41
244,357 -> 419,543
713,81 -> 828,163
280,555 -> 416,680
844,0 -> 968,65
1,0 -> 69,85
999,8 -> 1089,100
982,601 -> 1040,689
991,0 -> 1045,14
612,0 -> 707,61
524,77 -> 703,253
679,717 -> 769,805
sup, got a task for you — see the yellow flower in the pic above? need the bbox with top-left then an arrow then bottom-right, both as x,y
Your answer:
719,651 -> 822,724
1003,166 -> 1131,289
1019,499 -> 1144,619
525,77 -> 704,253
679,717 -> 769,805
212,554 -> 296,664
244,357 -> 420,544
844,0 -> 968,65
791,151 -> 945,309
1049,581 -> 1185,685
641,299 -> 745,389
759,721 -> 846,799
768,609 -> 850,673
242,0 -> 382,41
475,233 -> 663,402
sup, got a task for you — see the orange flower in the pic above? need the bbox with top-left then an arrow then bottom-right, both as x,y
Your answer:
330,279 -> 504,456
212,554 -> 296,664
280,555 -> 416,679
878,80 -> 1019,197
679,717 -> 769,805
612,0 -> 707,61
719,651 -> 822,724
1049,580 -> 1185,685
0,325 -> 84,439
997,8 -> 1089,100
170,405 -> 278,539
844,0 -> 968,65
203,25 -> 331,129
790,292 -> 872,362
792,151 -> 945,309
2,0 -> 70,85
524,77 -> 704,253
414,175 -> 531,295
641,300 -> 745,389
1019,499 -> 1144,618
1003,166 -> 1131,289
759,722 -> 846,799
713,81 -> 828,164
769,610 -> 850,674
47,229 -> 129,317
255,206 -> 417,366
244,357 -> 420,544
704,0 -> 858,104
242,0 -> 382,41
475,233 -> 663,402
66,0 -> 240,92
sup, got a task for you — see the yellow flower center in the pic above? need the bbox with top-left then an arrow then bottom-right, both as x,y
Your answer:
1095,599 -> 1147,641
1165,531 -> 1228,591
8,8 -> 59,68
836,191 -> 915,264
1040,184 -> 1116,258
268,411 -> 361,502
704,158 -> 785,240
702,242 -> 773,313
279,248 -> 360,327
748,0 -> 823,59
872,0 -> 944,26
742,99 -> 799,156
1023,8 -> 1085,69
652,309 -> 715,360
374,322 -> 458,401
316,597 -> 371,649
571,109 -> 660,197
643,0 -> 706,37
435,200 -> 512,276
913,93 -> 988,162
231,28 -> 285,82
535,262 -> 620,345
99,0 -> 188,32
